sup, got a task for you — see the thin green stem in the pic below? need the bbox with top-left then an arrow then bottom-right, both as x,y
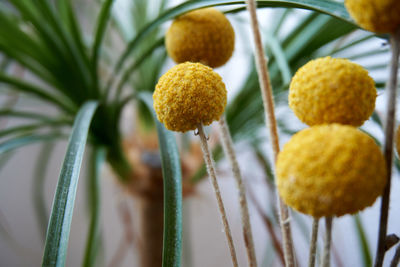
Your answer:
83,146 -> 105,267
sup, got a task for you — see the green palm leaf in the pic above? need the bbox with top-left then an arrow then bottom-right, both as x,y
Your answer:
0,133 -> 65,154
114,0 -> 353,74
139,92 -> 182,267
83,146 -> 106,267
33,142 -> 56,242
42,101 -> 98,267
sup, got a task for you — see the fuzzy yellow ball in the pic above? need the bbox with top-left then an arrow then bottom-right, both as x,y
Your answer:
165,8 -> 235,68
153,62 -> 227,132
345,0 -> 400,34
276,124 -> 387,217
289,57 -> 376,127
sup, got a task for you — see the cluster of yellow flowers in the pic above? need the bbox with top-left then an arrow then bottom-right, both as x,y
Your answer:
154,8 -> 234,132
153,0 -> 400,219
277,55 -> 387,217
277,0 -> 400,218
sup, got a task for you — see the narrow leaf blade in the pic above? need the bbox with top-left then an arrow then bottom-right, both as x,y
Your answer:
33,142 -> 56,243
0,133 -> 65,154
42,101 -> 98,267
139,93 -> 182,267
92,0 -> 114,69
83,146 -> 106,267
115,0 -> 352,72
354,215 -> 372,267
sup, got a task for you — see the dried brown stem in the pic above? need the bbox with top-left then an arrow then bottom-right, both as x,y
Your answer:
198,124 -> 239,267
375,29 -> 400,267
385,234 -> 400,251
308,218 -> 319,267
390,244 -> 400,267
247,184 -> 285,266
322,217 -> 333,267
244,0 -> 295,266
218,116 -> 258,267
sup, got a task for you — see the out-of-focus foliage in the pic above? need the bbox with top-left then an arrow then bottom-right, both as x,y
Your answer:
0,0 -> 392,266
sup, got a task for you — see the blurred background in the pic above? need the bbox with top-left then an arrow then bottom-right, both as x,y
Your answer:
0,0 -> 399,266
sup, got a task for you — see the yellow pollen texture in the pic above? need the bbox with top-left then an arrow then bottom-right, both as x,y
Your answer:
153,62 -> 227,132
289,57 -> 376,127
345,0 -> 400,34
165,8 -> 235,68
276,124 -> 387,218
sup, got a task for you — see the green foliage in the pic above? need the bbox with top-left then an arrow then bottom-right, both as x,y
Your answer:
83,146 -> 106,267
354,215 -> 372,267
0,0 -> 392,265
42,101 -> 98,267
140,93 -> 183,267
33,143 -> 56,242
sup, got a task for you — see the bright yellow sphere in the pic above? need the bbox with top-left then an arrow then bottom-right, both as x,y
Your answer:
153,62 -> 227,132
289,57 -> 376,127
276,124 -> 387,218
165,8 -> 235,68
345,0 -> 400,33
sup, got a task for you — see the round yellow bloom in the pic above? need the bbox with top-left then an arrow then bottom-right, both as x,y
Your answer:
289,57 -> 376,127
276,124 -> 387,218
165,8 -> 235,68
153,62 -> 227,132
345,0 -> 400,34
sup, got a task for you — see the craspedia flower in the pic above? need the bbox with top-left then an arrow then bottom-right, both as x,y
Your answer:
289,57 -> 376,127
345,0 -> 400,34
165,8 -> 235,68
276,124 -> 387,218
153,62 -> 227,132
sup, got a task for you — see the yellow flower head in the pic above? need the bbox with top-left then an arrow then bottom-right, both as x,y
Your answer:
276,124 -> 387,218
153,62 -> 227,132
165,8 -> 235,68
345,0 -> 400,34
289,57 -> 376,127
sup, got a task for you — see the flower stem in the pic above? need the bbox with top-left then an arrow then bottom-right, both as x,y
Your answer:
374,29 -> 400,267
218,116 -> 258,267
390,244 -> 400,267
247,184 -> 285,266
322,217 -> 333,267
244,0 -> 295,266
197,124 -> 239,267
308,218 -> 319,267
